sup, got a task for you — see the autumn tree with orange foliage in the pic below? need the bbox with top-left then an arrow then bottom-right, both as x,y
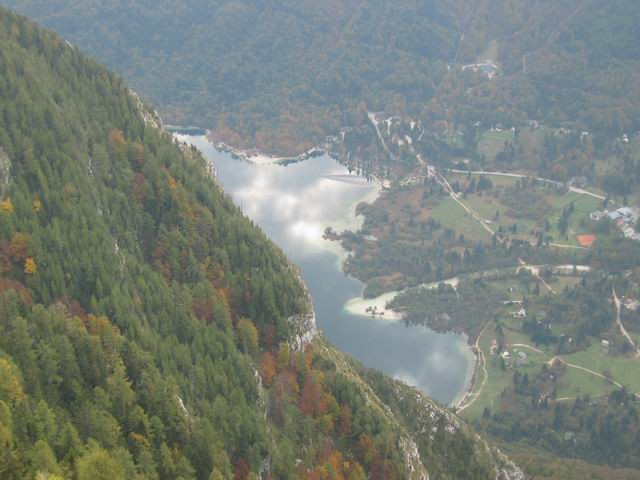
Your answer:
260,352 -> 277,386
233,457 -> 251,480
299,374 -> 323,417
108,129 -> 127,159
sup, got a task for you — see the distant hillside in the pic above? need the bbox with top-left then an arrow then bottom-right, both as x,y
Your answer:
427,0 -> 640,143
0,7 -> 523,480
1,0 -> 463,155
3,1 -> 639,155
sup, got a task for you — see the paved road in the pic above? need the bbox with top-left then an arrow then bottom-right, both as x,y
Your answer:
449,168 -> 607,201
549,243 -> 588,250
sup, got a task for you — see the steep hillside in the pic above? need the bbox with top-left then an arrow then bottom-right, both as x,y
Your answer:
0,7 -> 522,480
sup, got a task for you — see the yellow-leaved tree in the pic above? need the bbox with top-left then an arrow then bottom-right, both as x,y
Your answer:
0,198 -> 13,214
24,258 -> 37,275
0,358 -> 25,405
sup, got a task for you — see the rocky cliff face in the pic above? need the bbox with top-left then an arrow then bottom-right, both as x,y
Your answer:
287,263 -> 318,351
0,147 -> 11,197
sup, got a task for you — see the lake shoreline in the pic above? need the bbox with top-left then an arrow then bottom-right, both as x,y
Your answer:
214,140 -> 325,166
312,172 -> 475,407
182,134 -> 474,405
342,276 -> 475,407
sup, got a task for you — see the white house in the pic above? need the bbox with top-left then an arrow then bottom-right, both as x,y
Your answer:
511,308 -> 527,318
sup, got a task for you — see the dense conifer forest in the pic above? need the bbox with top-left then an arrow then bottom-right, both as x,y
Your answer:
0,8 -> 524,479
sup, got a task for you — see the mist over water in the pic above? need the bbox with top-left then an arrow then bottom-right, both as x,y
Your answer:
183,136 -> 471,405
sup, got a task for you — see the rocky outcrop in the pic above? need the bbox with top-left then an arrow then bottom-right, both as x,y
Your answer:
285,261 -> 318,351
0,147 -> 11,197
288,311 -> 317,351
393,385 -> 526,480
129,89 -> 163,132
350,363 -> 526,480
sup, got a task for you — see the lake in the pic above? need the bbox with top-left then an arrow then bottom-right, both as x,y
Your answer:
180,135 -> 472,405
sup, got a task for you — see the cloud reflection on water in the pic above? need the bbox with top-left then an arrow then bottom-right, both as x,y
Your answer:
233,163 -> 373,255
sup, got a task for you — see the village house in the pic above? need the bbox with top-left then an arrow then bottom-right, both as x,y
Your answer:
490,339 -> 498,355
624,298 -> 640,311
607,210 -> 623,222
503,300 -> 524,306
591,207 -> 640,239
501,351 -> 511,367
462,62 -> 499,79
601,339 -> 611,355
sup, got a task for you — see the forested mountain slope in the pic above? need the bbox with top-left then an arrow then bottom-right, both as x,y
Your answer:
0,7 -> 523,480
3,0 -> 639,156
1,0 -> 464,155
444,0 -> 640,142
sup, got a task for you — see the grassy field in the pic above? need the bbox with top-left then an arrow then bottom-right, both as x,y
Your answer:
482,130 -> 515,142
430,196 -> 491,242
476,39 -> 498,64
488,278 -> 528,300
444,131 -> 465,148
448,171 -> 518,188
477,129 -> 515,160
444,170 -> 605,247
547,275 -> 583,292
555,365 -> 616,399
475,197 -> 539,235
545,192 -> 602,246
560,341 -> 640,392
462,285 -> 640,420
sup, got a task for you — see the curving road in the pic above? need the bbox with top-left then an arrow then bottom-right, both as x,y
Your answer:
613,288 -> 640,358
456,321 -> 491,413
